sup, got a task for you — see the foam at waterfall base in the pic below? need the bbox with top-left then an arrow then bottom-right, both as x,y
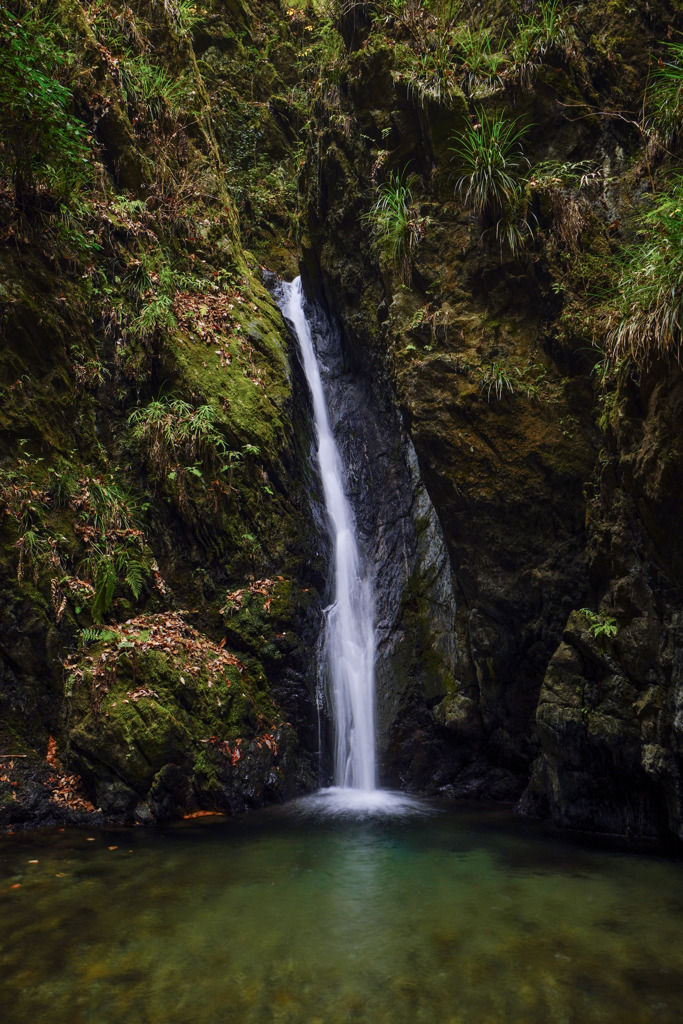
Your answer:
294,787 -> 433,819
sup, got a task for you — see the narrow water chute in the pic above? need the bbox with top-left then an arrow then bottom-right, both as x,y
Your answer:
280,277 -> 376,792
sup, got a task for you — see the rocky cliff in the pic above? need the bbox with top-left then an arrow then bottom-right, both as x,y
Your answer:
295,0 -> 683,836
1,0 -> 682,841
0,0 -> 325,826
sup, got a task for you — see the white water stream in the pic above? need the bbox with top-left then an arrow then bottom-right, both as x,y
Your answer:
281,277 -> 377,792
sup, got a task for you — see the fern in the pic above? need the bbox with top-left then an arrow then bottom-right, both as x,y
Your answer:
88,543 -> 149,620
78,626 -> 118,648
122,552 -> 146,600
92,554 -> 117,622
79,627 -> 103,648
580,608 -> 618,639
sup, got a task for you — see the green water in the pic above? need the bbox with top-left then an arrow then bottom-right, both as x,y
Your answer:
1,799 -> 683,1024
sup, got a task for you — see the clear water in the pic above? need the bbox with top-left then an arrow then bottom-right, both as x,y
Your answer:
2,801 -> 683,1024
280,278 -> 376,790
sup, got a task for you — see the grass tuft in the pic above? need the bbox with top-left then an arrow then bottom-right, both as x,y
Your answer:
605,174 -> 683,367
450,110 -> 533,255
363,168 -> 425,279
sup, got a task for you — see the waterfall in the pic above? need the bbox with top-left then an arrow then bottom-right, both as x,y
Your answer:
280,277 -> 377,792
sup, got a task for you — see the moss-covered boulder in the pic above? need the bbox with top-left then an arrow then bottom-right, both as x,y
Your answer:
64,612 -> 314,820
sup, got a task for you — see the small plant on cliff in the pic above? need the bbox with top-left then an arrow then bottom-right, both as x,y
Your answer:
452,25 -> 508,97
364,168 -> 425,280
477,359 -> 559,402
130,293 -> 177,341
527,159 -> 599,251
580,608 -> 618,640
130,397 -> 228,477
69,476 -> 151,622
120,54 -> 186,120
127,258 -> 181,341
522,0 -> 567,52
478,360 -> 518,401
128,397 -> 256,510
165,0 -> 200,37
511,0 -> 574,84
0,456 -> 51,580
450,111 -> 533,254
90,548 -> 147,622
605,174 -> 683,367
406,48 -> 459,104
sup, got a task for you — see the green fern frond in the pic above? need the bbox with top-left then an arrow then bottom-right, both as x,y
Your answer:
79,627 -> 102,648
123,554 -> 146,600
92,555 -> 117,622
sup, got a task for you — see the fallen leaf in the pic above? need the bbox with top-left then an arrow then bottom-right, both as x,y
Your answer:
46,736 -> 59,767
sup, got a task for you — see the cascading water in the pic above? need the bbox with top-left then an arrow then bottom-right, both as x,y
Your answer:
280,277 -> 377,793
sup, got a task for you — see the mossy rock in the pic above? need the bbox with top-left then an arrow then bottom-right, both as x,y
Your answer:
65,615 -> 314,819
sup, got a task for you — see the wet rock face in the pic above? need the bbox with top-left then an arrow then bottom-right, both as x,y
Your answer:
296,33 -> 601,800
306,245 -> 683,836
298,4 -> 683,835
398,350 -> 596,787
301,128 -> 599,801
295,292 -> 458,786
521,366 -> 683,838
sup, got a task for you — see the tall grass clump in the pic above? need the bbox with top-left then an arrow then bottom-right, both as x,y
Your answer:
516,0 -> 569,57
606,174 -> 683,367
450,110 -> 533,254
452,25 -> 508,97
120,55 -> 185,119
364,169 -> 423,279
649,41 -> 683,145
164,0 -> 200,37
512,0 -> 574,85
